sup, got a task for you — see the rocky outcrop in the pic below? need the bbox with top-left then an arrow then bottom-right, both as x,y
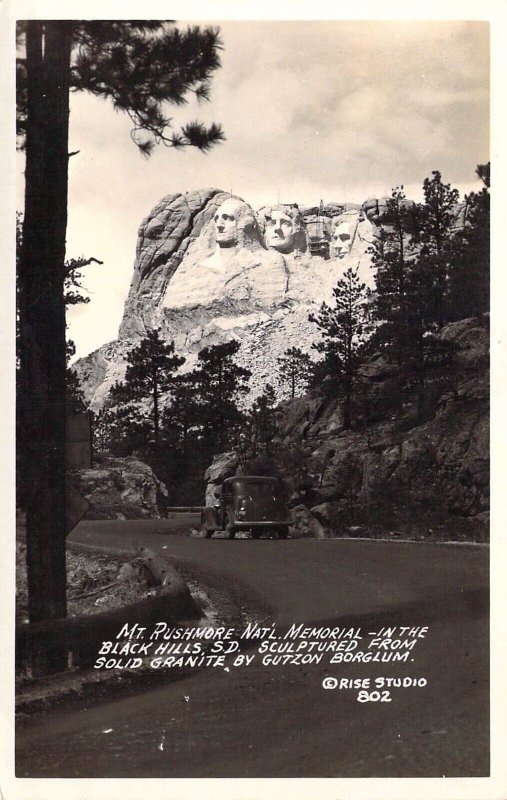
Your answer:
289,504 -> 327,538
284,316 -> 489,540
68,456 -> 168,519
119,188 -> 228,340
74,189 -> 230,408
71,341 -> 125,408
201,316 -> 488,541
203,451 -> 239,506
361,196 -> 417,231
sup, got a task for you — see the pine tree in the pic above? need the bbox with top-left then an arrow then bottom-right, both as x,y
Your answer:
17,21 -> 224,634
400,172 -> 460,421
193,341 -> 251,452
65,369 -> 87,414
401,261 -> 456,422
110,331 -> 185,455
16,22 -> 224,153
64,255 -> 103,415
369,173 -> 465,422
277,347 -> 313,400
160,373 -> 204,497
91,410 -> 109,455
368,187 -> 412,366
162,376 -> 201,454
367,186 -> 419,415
447,163 -> 490,320
248,384 -> 278,457
309,267 -> 370,429
414,170 -> 459,327
155,343 -> 252,502
63,255 -> 103,308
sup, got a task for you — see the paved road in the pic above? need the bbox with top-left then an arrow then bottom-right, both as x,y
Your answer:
16,519 -> 489,778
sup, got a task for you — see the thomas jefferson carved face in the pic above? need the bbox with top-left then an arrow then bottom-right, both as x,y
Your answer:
264,209 -> 295,253
260,205 -> 304,254
213,199 -> 244,248
332,222 -> 352,259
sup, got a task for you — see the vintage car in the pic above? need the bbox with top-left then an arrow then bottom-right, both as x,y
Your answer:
200,476 -> 291,539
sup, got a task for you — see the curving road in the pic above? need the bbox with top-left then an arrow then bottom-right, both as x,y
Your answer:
16,518 -> 489,778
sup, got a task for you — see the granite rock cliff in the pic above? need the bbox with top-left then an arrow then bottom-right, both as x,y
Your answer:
286,316 -> 489,539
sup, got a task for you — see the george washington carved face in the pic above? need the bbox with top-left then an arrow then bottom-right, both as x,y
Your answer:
212,197 -> 262,250
213,198 -> 244,247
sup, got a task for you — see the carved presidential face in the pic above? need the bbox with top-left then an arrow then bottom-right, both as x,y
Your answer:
262,207 -> 298,253
332,222 -> 352,259
213,199 -> 245,248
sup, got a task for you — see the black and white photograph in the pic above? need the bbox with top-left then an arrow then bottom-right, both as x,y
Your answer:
3,2 -> 505,798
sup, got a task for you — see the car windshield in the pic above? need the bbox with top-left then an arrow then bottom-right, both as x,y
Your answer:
233,480 -> 284,501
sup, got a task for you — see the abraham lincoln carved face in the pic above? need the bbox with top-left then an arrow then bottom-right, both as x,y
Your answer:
332,221 -> 353,259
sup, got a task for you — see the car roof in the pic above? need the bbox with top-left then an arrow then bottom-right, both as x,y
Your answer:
223,475 -> 281,484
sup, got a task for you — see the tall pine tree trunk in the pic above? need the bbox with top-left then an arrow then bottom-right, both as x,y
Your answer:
343,372 -> 352,430
415,327 -> 426,425
343,322 -> 353,430
153,373 -> 159,456
18,22 -> 72,662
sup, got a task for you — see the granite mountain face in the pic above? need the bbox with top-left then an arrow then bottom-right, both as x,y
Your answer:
73,187 -> 467,410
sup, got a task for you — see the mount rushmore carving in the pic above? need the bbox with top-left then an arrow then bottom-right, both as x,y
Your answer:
73,187 -> 446,410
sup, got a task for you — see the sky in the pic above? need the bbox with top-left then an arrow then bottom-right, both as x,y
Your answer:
16,19 -> 490,360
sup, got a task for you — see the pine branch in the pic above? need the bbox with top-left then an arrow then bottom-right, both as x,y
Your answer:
18,21 -> 225,156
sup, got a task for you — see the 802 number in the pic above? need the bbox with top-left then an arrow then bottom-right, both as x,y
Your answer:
357,690 -> 392,703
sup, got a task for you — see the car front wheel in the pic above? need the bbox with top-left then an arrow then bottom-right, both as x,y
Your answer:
277,526 -> 289,540
225,516 -> 236,539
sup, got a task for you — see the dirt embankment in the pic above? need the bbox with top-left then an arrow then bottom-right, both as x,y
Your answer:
15,521 -> 260,717
16,537 -> 159,626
